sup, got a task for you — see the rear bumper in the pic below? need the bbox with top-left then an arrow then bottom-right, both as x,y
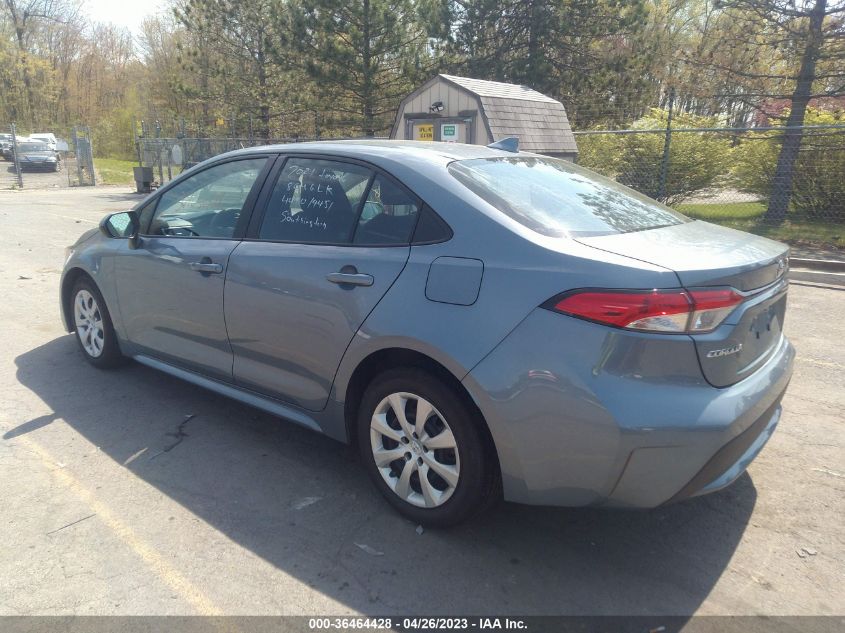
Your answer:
666,393 -> 782,503
463,308 -> 794,507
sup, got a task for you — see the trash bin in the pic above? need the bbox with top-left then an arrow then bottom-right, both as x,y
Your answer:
133,166 -> 153,194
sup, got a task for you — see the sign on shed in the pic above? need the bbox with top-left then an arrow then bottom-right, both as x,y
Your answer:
414,123 -> 434,141
441,124 -> 458,142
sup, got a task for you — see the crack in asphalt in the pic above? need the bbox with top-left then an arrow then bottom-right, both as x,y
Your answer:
148,414 -> 197,461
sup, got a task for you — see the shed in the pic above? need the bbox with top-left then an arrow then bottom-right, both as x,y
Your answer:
390,74 -> 578,160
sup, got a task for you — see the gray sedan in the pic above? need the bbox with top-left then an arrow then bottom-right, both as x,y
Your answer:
60,141 -> 794,526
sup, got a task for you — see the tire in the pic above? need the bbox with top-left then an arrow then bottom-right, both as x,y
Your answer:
357,367 -> 498,527
70,276 -> 126,369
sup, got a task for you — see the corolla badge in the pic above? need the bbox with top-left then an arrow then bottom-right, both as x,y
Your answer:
707,343 -> 743,358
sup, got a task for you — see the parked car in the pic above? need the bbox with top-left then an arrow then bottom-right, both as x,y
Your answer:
16,142 -> 61,171
28,132 -> 57,151
0,133 -> 11,159
60,140 -> 794,526
1,135 -> 28,161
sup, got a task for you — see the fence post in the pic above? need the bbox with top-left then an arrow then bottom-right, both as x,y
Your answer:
10,123 -> 23,188
658,87 -> 675,202
86,125 -> 96,186
73,126 -> 84,187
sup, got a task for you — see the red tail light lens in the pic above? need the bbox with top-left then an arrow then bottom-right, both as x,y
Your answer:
547,288 -> 743,333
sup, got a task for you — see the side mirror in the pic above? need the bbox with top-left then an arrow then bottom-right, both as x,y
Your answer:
100,210 -> 140,247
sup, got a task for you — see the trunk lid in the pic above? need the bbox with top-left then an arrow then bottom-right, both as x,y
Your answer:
576,220 -> 790,387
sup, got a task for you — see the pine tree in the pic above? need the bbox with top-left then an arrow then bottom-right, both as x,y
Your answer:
428,0 -> 655,127
287,0 -> 434,136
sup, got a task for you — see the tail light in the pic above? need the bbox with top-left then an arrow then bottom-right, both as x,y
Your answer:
545,288 -> 743,334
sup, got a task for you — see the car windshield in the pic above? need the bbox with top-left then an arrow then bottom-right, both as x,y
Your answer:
448,156 -> 689,237
19,143 -> 49,152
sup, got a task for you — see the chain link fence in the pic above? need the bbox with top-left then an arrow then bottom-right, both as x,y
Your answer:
136,136 -> 310,188
132,115 -> 844,247
135,135 -> 390,189
574,121 -> 845,247
0,123 -> 95,189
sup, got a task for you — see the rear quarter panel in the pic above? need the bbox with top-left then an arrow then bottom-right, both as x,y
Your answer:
330,165 -> 685,420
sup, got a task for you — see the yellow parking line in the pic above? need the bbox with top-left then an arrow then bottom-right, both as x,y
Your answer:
15,432 -> 224,616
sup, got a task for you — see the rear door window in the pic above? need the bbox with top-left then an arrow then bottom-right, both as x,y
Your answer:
259,158 -> 372,244
352,175 -> 420,245
448,156 -> 689,237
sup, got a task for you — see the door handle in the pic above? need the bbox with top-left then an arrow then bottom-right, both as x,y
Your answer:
326,272 -> 374,287
189,261 -> 223,274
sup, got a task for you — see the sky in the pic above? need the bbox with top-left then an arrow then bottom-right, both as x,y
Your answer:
84,0 -> 168,35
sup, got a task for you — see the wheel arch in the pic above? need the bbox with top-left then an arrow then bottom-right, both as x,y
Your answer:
61,267 -> 92,331
342,347 -> 501,480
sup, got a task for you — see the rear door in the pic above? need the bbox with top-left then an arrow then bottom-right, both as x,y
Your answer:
114,156 -> 272,381
576,220 -> 789,387
224,155 -> 421,411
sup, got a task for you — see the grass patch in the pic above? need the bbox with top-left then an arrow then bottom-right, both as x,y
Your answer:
677,201 -> 844,249
678,201 -> 765,221
94,158 -> 136,185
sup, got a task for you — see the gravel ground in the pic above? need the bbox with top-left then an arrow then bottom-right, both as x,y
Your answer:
0,187 -> 842,617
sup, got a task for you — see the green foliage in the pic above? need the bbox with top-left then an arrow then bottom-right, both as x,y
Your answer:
578,109 -> 733,205
91,107 -> 137,160
731,109 -> 845,222
289,0 -> 433,136
429,0 -> 657,127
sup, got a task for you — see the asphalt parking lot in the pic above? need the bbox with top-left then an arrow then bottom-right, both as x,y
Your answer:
0,187 -> 843,617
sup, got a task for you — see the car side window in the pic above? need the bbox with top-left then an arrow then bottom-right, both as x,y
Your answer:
147,158 -> 267,238
258,158 -> 372,244
352,175 -> 420,245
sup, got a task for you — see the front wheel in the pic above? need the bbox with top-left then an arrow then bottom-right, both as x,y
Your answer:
357,368 -> 498,527
71,277 -> 126,368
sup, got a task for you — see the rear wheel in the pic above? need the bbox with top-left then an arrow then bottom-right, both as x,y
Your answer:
71,277 -> 125,368
357,368 -> 497,527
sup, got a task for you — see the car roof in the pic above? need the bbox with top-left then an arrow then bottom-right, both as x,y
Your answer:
224,139 -> 523,163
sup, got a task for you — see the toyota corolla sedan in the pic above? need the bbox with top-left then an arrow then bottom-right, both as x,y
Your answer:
61,140 -> 794,526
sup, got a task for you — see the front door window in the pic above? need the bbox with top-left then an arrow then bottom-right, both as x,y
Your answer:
148,158 -> 268,238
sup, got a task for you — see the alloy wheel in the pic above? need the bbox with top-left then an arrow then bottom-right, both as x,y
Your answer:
74,289 -> 105,358
370,392 -> 460,508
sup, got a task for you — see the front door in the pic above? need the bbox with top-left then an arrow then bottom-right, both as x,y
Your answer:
114,156 -> 270,381
225,156 -> 422,411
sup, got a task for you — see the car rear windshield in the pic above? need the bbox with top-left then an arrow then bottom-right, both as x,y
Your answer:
448,156 -> 689,237
19,143 -> 49,152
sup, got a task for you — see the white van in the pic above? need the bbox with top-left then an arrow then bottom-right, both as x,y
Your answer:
29,133 -> 57,151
